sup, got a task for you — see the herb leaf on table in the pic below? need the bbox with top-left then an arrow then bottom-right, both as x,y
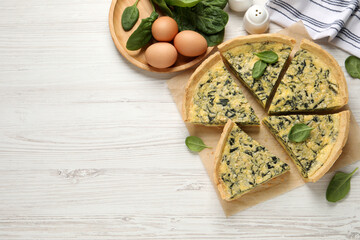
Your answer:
185,136 -> 211,152
345,56 -> 360,79
326,167 -> 358,202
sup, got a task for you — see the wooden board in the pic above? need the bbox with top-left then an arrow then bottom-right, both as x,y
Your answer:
108,0 -> 214,73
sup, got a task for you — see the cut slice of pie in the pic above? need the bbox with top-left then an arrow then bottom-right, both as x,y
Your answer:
263,110 -> 350,182
218,34 -> 296,108
269,39 -> 348,114
183,52 -> 259,126
214,119 -> 290,201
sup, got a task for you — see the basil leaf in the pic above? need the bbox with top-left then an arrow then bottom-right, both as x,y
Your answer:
121,2 -> 140,31
194,3 -> 229,34
126,11 -> 159,51
288,123 -> 313,143
255,51 -> 279,64
201,0 -> 228,9
201,29 -> 225,47
165,0 -> 201,7
151,0 -> 173,17
252,60 -> 267,79
185,136 -> 211,152
326,167 -> 358,202
345,56 -> 360,79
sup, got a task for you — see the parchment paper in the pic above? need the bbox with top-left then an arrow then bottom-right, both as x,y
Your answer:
167,21 -> 360,216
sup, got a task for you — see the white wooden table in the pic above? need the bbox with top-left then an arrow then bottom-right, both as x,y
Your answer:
0,0 -> 359,239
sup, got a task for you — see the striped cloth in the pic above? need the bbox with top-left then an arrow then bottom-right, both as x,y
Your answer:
266,0 -> 360,58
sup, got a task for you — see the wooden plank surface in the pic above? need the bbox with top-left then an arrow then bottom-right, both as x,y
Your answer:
0,0 -> 359,239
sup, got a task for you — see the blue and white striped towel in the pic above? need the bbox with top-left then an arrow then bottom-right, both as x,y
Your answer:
266,0 -> 360,58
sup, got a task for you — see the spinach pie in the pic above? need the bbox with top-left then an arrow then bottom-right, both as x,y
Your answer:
263,111 -> 350,182
269,39 -> 348,114
214,119 -> 290,201
183,52 -> 259,126
218,34 -> 295,108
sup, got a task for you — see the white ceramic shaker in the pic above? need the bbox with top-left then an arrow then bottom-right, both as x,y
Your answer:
243,5 -> 270,34
228,0 -> 253,12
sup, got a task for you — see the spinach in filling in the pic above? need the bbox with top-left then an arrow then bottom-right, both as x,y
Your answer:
219,124 -> 289,200
189,61 -> 259,125
270,49 -> 341,114
223,41 -> 292,108
263,114 -> 340,178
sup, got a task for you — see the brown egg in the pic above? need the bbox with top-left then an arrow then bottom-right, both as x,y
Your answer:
174,30 -> 208,57
145,42 -> 178,69
151,16 -> 179,42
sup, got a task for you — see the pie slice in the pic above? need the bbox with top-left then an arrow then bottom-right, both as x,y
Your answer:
218,34 -> 295,108
269,39 -> 348,114
263,111 -> 350,182
214,119 -> 290,201
183,52 -> 259,126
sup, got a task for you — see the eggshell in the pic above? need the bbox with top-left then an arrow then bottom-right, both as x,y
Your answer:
174,31 -> 208,57
152,16 -> 179,42
145,42 -> 178,69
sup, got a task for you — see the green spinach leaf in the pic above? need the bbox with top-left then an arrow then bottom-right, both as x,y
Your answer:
252,60 -> 267,79
185,136 -> 211,152
288,123 -> 313,143
201,29 -> 225,47
194,3 -> 228,34
168,1 -> 229,46
345,56 -> 360,79
121,0 -> 140,31
151,0 -> 173,17
126,11 -> 159,51
255,51 -> 279,64
165,0 -> 201,7
201,0 -> 228,9
326,167 -> 358,202
173,7 -> 196,31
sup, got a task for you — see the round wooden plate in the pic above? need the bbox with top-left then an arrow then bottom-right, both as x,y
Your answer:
109,0 -> 214,73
